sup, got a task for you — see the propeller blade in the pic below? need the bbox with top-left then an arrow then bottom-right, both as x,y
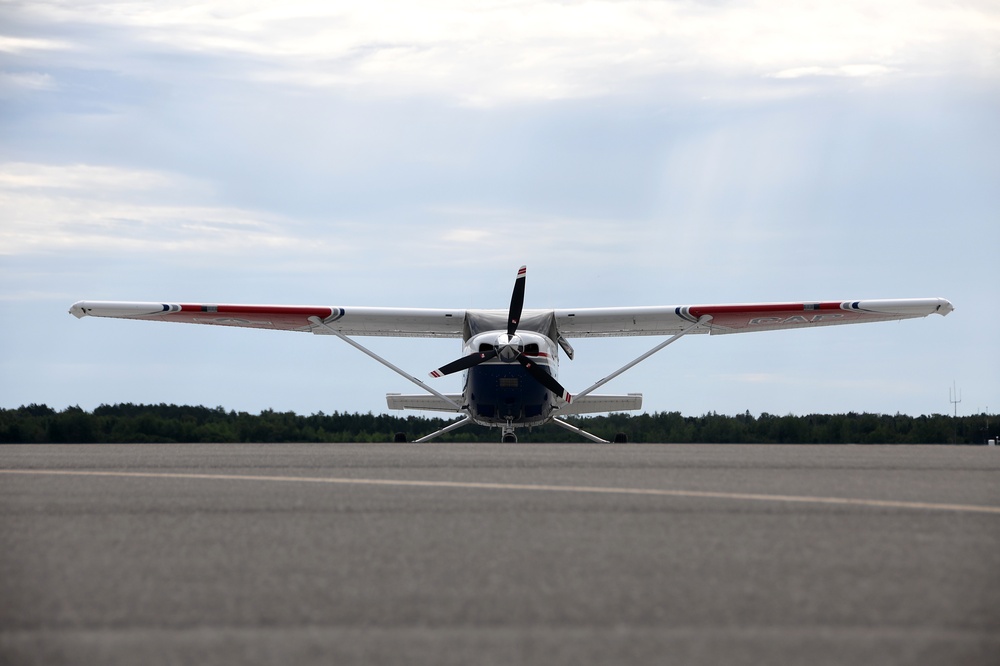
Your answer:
517,355 -> 572,403
430,349 -> 498,378
507,265 -> 527,336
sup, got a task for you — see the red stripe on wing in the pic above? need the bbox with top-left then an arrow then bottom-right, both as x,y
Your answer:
170,304 -> 334,329
688,302 -> 863,330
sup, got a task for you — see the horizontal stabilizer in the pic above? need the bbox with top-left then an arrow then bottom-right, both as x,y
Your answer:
559,393 -> 642,415
386,393 -> 464,413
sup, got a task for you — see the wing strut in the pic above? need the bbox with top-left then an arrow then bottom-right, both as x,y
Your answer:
572,315 -> 712,402
308,316 -> 463,412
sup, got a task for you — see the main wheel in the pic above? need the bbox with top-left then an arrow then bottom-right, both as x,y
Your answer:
393,432 -> 408,443
613,432 -> 628,443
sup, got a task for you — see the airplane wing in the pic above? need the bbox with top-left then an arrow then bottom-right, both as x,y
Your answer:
70,297 -> 953,339
386,393 -> 465,412
69,301 -> 465,338
559,393 -> 643,415
553,298 -> 953,338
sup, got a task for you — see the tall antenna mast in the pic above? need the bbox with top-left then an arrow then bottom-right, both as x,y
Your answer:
949,381 -> 962,418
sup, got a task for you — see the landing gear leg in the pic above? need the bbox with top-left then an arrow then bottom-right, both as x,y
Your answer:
413,416 -> 473,443
551,417 -> 608,443
501,421 -> 518,443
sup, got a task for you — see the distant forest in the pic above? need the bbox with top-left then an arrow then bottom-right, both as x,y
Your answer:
1,404 -> 996,444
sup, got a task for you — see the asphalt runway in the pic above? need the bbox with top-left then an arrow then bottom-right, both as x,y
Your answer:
1,443 -> 999,666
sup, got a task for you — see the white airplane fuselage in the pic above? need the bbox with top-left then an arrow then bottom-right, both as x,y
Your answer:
461,329 -> 561,427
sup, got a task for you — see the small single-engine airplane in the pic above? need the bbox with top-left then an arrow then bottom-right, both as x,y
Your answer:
70,267 -> 952,443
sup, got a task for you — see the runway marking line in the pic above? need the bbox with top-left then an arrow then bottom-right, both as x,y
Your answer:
2,468 -> 999,515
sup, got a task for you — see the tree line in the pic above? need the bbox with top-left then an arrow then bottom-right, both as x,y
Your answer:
0,404 -> 996,444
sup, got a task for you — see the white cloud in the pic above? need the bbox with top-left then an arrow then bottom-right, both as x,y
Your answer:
768,64 -> 897,79
0,162 -> 323,256
0,162 -> 640,278
0,71 -> 56,93
0,36 -> 72,53
8,1 -> 998,104
442,228 -> 491,244
427,205 -> 640,264
0,162 -> 175,191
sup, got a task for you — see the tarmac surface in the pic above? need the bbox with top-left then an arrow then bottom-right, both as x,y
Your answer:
1,442 -> 999,666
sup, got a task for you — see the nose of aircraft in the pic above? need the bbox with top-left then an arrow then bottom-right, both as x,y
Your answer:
495,333 -> 523,362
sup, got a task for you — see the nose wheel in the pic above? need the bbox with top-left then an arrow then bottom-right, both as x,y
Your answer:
501,422 -> 517,443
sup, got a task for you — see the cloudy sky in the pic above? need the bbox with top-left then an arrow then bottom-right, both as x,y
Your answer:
2,0 -> 998,420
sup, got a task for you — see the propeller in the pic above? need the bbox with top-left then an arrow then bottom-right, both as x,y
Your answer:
429,265 -> 571,403
507,265 -> 526,336
516,356 -> 571,403
429,349 -> 497,378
